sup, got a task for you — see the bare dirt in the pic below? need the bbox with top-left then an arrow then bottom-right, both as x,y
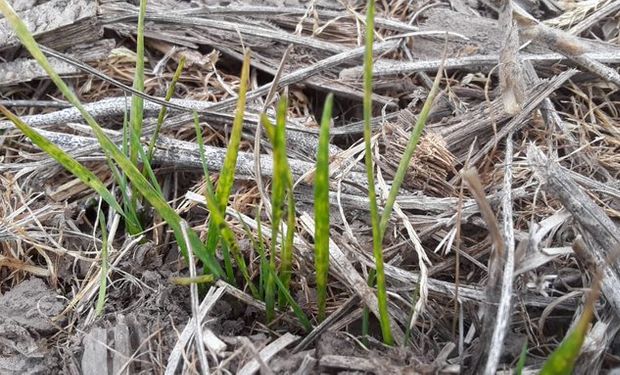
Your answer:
0,278 -> 63,374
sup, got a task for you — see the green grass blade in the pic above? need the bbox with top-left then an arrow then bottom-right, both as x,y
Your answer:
255,207 -> 268,297
259,106 -> 297,307
191,111 -> 231,280
136,140 -> 164,197
378,60 -> 444,236
361,269 -> 376,346
0,1 -> 222,277
259,114 -> 276,143
265,96 -> 289,322
214,50 -> 251,219
146,56 -> 186,165
221,243 -> 235,284
170,274 -> 214,285
362,0 -> 393,345
261,111 -> 297,306
106,159 -> 142,234
271,264 -> 312,332
314,93 -> 334,322
193,109 -> 255,290
122,105 -> 130,156
279,184 -> 296,307
192,112 -> 216,197
201,188 -> 259,298
130,0 -> 147,169
120,109 -> 141,232
540,278 -> 600,374
119,133 -> 221,274
515,341 -> 528,375
204,51 -> 251,282
265,98 -> 286,322
0,106 -> 125,217
118,106 -> 142,234
95,203 -> 109,316
276,98 -> 296,307
238,207 -> 309,330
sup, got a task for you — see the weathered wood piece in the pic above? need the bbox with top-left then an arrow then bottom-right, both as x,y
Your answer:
0,0 -> 101,51
80,316 -> 146,375
81,328 -> 108,375
340,51 -> 620,77
477,6 -> 522,369
164,287 -> 226,375
498,1 -> 525,115
100,1 -> 397,107
455,70 -> 575,165
319,355 -> 402,373
292,296 -> 360,354
237,333 -> 299,375
0,39 -> 114,86
0,57 -> 78,86
528,145 -> 620,316
112,322 -> 133,375
169,4 -> 418,32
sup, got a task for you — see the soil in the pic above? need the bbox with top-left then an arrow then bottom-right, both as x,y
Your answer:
0,278 -> 64,374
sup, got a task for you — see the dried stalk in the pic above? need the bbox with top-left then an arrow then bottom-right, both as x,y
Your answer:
528,145 -> 620,315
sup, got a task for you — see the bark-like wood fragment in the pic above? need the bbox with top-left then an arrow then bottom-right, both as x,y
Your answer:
528,145 -> 620,316
0,39 -> 114,86
81,328 -> 108,375
498,1 -> 525,114
0,0 -> 101,51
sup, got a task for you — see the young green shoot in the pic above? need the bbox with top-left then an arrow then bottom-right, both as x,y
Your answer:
192,112 -> 216,198
378,55 -> 445,236
255,205 -> 269,297
515,341 -> 528,375
280,184 -> 296,307
271,263 -> 312,332
146,56 -> 186,165
193,108 -> 256,296
362,0 -> 393,345
276,99 -> 296,307
194,112 -> 260,297
264,96 -> 289,322
193,112 -> 258,296
539,269 -> 601,374
204,51 -> 251,283
314,93 -> 334,322
95,202 -> 109,316
170,274 -> 215,286
258,97 -> 299,309
199,178 -> 259,298
129,0 -> 147,170
239,215 -> 311,330
361,269 -> 375,346
119,110 -> 142,234
240,206 -> 311,331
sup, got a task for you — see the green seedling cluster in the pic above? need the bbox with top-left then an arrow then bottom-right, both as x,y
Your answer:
2,2 -> 588,369
259,97 -> 307,327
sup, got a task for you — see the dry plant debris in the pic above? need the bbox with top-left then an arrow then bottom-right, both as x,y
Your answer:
1,0 -> 620,373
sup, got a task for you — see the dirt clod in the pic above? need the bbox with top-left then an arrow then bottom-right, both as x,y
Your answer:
0,278 -> 63,374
